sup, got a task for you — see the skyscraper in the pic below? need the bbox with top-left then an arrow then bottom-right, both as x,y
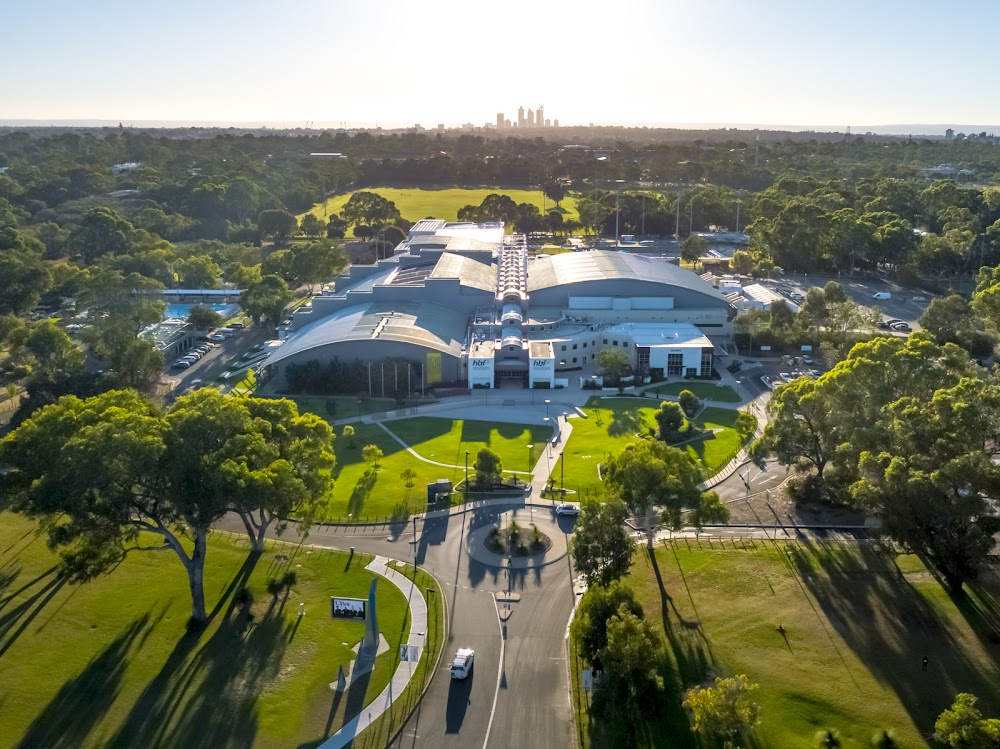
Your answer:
517,106 -> 525,128
527,108 -> 535,127
537,105 -> 544,127
497,112 -> 504,129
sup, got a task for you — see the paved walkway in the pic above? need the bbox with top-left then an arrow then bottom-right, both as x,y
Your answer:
372,420 -> 532,475
319,556 -> 429,749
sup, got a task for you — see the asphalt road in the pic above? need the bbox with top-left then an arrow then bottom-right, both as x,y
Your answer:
222,503 -> 577,749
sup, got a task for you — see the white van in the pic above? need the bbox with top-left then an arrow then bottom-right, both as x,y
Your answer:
872,291 -> 892,300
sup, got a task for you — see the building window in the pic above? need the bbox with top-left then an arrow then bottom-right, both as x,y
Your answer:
582,342 -> 587,348
573,344 -> 578,350
572,357 -> 578,363
603,338 -> 608,344
613,340 -> 618,346
559,360 -> 566,365
583,356 -> 587,364
561,345 -> 566,352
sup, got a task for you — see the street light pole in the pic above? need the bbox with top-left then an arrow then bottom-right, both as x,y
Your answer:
465,450 -> 470,493
545,398 -> 551,419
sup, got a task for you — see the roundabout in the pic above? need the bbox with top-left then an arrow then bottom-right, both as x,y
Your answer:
463,506 -> 571,569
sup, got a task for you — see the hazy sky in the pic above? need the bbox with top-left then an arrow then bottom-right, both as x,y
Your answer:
4,0 -> 999,128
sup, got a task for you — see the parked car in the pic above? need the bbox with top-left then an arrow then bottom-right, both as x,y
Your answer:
890,322 -> 911,331
208,333 -> 226,342
451,648 -> 475,679
911,295 -> 928,302
801,355 -> 813,365
779,372 -> 794,382
228,322 -> 245,329
555,503 -> 579,516
172,360 -> 192,370
872,291 -> 892,300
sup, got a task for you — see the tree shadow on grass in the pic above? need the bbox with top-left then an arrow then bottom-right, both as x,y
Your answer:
787,540 -> 1000,736
103,551 -> 271,748
0,569 -> 69,657
15,610 -> 163,749
347,468 -> 380,517
605,402 -> 646,438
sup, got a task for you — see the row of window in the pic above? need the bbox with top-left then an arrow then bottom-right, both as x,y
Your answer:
558,356 -> 588,366
559,339 -> 626,352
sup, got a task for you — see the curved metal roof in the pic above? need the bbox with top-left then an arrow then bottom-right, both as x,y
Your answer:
266,301 -> 467,367
527,251 -> 726,303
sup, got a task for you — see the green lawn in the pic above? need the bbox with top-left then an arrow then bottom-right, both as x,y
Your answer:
573,540 -> 1000,748
317,416 -> 550,522
561,398 -> 750,496
648,381 -> 741,403
300,187 -> 580,226
0,512 -> 443,749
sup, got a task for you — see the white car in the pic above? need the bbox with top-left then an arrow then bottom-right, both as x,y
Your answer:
801,355 -> 813,365
912,295 -> 928,302
555,503 -> 580,516
872,291 -> 892,300
451,648 -> 474,679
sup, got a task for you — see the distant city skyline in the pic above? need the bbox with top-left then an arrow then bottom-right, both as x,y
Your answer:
3,0 -> 1000,128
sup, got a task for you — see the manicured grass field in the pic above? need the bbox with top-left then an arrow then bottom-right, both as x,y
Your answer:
561,397 -> 750,496
0,512 -> 443,749
300,187 -> 580,226
573,539 -> 1000,748
648,381 -> 741,403
311,416 -> 551,522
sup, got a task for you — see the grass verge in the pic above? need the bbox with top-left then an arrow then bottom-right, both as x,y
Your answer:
571,538 -> 1000,748
0,513 -> 444,748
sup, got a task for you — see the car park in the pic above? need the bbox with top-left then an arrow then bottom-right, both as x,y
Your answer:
555,503 -> 579,516
451,648 -> 474,679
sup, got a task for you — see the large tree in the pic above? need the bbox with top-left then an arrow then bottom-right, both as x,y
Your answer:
0,389 -> 334,624
258,209 -> 298,243
853,378 -> 1000,592
80,269 -> 166,391
761,376 -> 839,480
934,693 -> 1000,748
290,239 -> 347,294
67,206 -> 134,263
596,348 -> 631,384
602,439 -> 703,538
684,675 -> 762,748
570,497 -> 634,587
242,274 -> 293,327
340,191 -> 402,231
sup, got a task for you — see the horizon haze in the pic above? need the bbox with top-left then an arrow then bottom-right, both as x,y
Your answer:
3,0 -> 999,130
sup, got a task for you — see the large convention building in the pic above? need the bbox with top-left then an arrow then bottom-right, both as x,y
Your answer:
263,220 -> 734,390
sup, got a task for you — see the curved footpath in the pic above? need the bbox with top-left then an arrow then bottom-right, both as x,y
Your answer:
319,556 -> 429,749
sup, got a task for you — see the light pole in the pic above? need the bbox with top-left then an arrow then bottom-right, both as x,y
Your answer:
544,398 -> 551,419
465,450 -> 470,493
527,444 -> 533,472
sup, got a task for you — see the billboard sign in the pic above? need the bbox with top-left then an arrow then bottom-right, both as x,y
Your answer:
330,597 -> 366,621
